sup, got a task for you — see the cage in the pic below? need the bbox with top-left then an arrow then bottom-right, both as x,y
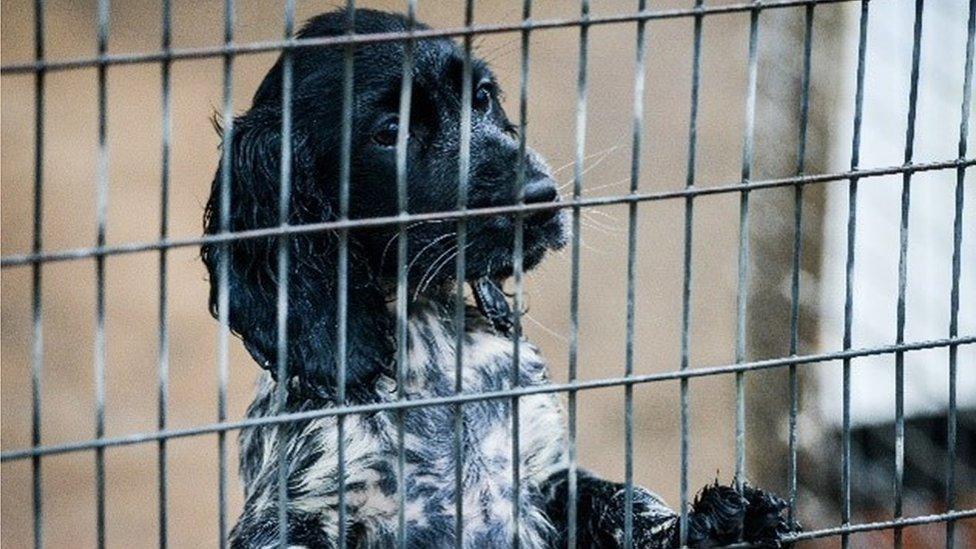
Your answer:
1,0 -> 974,547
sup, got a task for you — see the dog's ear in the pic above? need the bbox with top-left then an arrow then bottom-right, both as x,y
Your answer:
202,106 -> 392,397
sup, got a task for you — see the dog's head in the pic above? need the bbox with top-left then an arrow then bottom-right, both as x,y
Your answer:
202,9 -> 565,394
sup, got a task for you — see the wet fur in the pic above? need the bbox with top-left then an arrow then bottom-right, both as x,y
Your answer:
201,8 -> 799,548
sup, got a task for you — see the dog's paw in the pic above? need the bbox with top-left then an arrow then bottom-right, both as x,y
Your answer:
611,488 -> 681,549
685,481 -> 800,548
740,484 -> 800,546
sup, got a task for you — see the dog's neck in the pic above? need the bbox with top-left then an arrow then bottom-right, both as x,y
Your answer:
382,278 -> 514,336
376,296 -> 540,399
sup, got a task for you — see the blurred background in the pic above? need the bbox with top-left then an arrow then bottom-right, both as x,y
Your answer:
2,0 -> 974,547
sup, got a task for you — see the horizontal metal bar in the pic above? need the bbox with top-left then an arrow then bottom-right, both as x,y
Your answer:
787,509 -> 976,543
2,157 -> 970,269
720,509 -> 976,548
2,334 -> 971,462
0,0 -> 855,75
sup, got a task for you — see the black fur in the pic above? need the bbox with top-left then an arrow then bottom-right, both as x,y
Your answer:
202,8 -> 800,548
201,9 -> 561,394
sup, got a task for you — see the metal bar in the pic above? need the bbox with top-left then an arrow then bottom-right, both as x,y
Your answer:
787,2 -> 815,524
509,1 -> 533,546
2,159 -> 969,270
567,1 -> 591,546
336,3 -> 355,548
623,0 -> 649,546
30,1 -> 45,547
679,0 -> 704,545
722,509 -> 976,548
27,339 -> 976,475
894,3 -> 925,546
157,0 -> 172,546
842,3 -> 870,546
734,0 -> 761,491
275,1 -> 296,546
216,1 -> 235,546
395,3 -> 417,547
3,336 -> 972,464
453,1 -> 475,546
0,0 -> 861,76
94,1 -> 110,546
782,509 -> 976,544
947,3 -> 975,546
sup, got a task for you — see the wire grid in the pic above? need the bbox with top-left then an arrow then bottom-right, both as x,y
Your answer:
2,0 -> 975,548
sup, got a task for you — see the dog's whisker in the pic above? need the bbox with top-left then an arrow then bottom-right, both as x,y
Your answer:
414,242 -> 473,300
416,254 -> 455,298
416,245 -> 459,298
581,223 -> 622,237
523,313 -> 568,343
481,39 -> 521,64
406,232 -> 457,274
557,151 -> 622,193
565,222 -> 604,253
582,217 -> 625,238
585,208 -> 620,223
418,245 -> 459,289
581,212 -> 623,234
380,219 -> 451,271
579,235 -> 603,255
582,177 -> 632,196
551,143 -> 622,181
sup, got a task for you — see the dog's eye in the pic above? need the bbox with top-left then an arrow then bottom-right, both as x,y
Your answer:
474,82 -> 493,111
373,117 -> 400,147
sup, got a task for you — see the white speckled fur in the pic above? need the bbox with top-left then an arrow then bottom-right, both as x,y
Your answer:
235,301 -> 566,547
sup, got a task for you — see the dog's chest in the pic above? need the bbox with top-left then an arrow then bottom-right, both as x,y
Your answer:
240,309 -> 566,547
369,312 -> 565,546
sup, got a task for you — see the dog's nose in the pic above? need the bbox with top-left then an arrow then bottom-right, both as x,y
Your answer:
520,176 -> 559,225
522,177 -> 558,204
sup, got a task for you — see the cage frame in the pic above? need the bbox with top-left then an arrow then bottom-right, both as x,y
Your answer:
2,0 -> 974,547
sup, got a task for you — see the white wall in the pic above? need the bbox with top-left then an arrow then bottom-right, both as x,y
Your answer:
817,1 -> 975,427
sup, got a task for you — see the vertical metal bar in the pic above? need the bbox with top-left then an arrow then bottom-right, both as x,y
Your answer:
788,2 -> 815,524
94,2 -> 110,547
395,3 -> 417,547
842,3 -> 871,547
734,0 -> 761,490
568,1 -> 589,547
336,3 -> 356,548
893,4 -> 924,547
454,1 -> 475,547
216,1 -> 235,546
30,1 -> 45,548
947,7 -> 975,547
157,1 -> 172,546
679,1 -> 704,545
510,1 -> 534,546
275,1 -> 296,546
623,1 -> 648,546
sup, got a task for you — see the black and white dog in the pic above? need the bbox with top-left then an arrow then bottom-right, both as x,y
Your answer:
201,9 -> 799,548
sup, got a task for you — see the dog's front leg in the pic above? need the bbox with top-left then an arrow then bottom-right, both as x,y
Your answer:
229,508 -> 343,549
539,468 -> 677,548
539,470 -> 800,548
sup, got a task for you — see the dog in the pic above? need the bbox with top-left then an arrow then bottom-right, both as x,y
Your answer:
201,8 -> 800,548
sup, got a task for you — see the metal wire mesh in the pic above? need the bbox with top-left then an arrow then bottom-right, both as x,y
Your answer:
1,0 -> 974,548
